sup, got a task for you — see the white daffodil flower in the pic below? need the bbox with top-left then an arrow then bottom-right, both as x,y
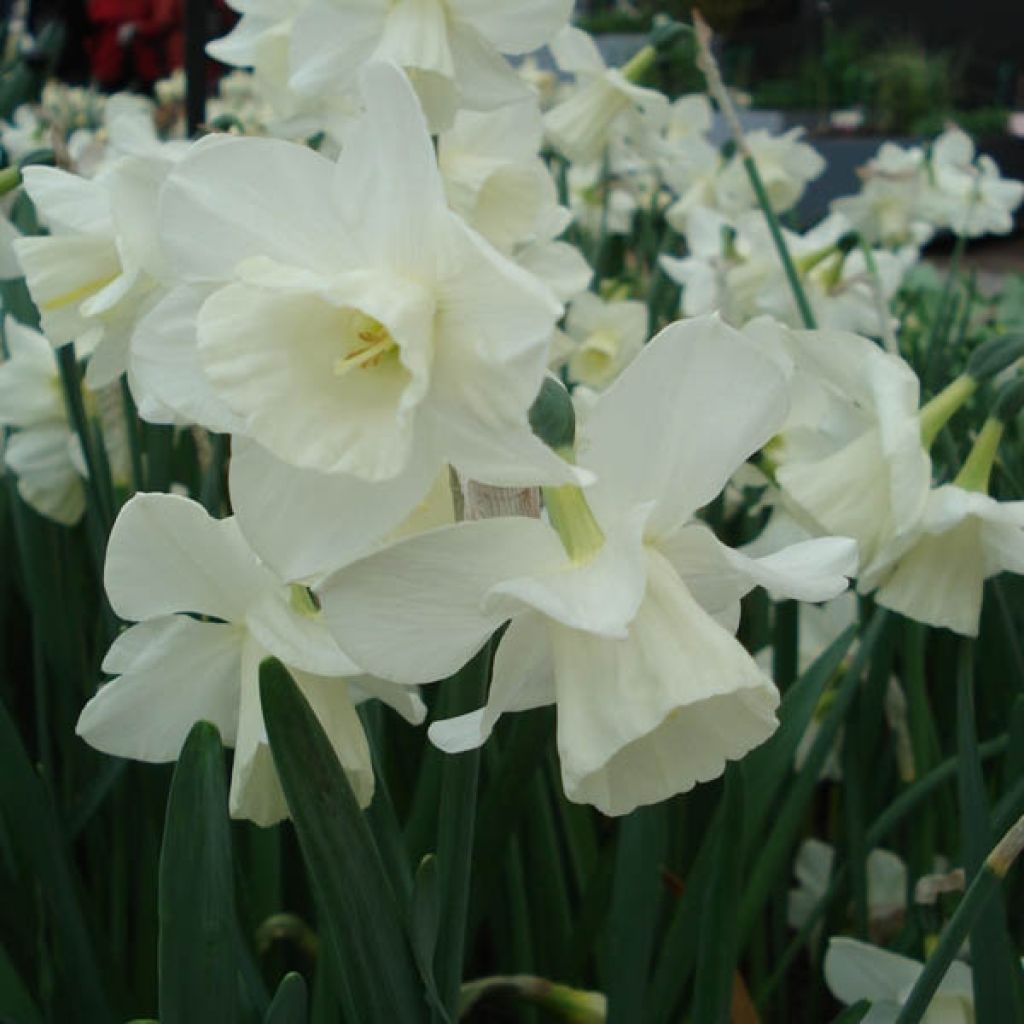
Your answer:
318,316 -> 856,816
568,159 -> 641,238
871,485 -> 1024,637
789,839 -> 907,937
919,128 -> 1024,238
772,328 -> 931,579
0,316 -> 84,525
146,62 -> 579,580
13,123 -> 185,390
288,0 -> 573,133
439,99 -> 559,253
544,28 -> 668,165
208,0 -> 357,147
714,128 -> 825,217
832,142 -> 935,248
560,291 -> 647,390
76,493 -> 424,827
824,937 -> 976,1023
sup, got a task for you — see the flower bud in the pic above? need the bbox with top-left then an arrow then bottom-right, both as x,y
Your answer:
529,375 -> 576,453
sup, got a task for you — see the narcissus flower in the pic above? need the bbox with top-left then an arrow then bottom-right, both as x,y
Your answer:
319,316 -> 856,815
824,937 -> 977,1023
871,484 -> 1024,636
559,290 -> 647,390
920,128 -> 1024,238
149,62 -> 579,579
772,328 -> 931,580
288,0 -> 573,133
788,839 -> 907,936
76,493 -> 424,826
0,316 -> 85,524
544,28 -> 668,165
13,131 -> 184,388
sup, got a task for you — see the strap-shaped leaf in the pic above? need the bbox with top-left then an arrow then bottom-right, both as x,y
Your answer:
259,658 -> 427,1024
0,695 -> 111,1021
158,721 -> 239,1024
692,768 -> 745,1024
265,973 -> 308,1024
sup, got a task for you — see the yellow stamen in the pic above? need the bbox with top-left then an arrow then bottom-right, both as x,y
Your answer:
42,273 -> 119,312
333,316 -> 398,377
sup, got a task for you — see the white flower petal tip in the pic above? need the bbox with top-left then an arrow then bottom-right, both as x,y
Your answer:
428,709 -> 488,754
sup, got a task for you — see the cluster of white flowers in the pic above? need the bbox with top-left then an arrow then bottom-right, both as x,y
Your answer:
0,6 -> 1020,851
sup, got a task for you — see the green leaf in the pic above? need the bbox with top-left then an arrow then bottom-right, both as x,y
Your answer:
742,623 -> 857,840
158,721 -> 239,1024
605,804 -> 668,1023
831,1001 -> 871,1023
0,695 -> 111,1021
259,658 -> 427,1024
0,942 -> 41,1024
411,855 -> 450,1022
739,612 -> 890,945
692,768 -> 745,1024
265,973 -> 309,1024
955,642 -> 1024,1024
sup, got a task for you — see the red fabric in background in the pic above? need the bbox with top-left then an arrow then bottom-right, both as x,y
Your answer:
87,0 -> 184,87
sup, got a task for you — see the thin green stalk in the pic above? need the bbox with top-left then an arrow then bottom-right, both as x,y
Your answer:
754,733 -> 1009,1007
955,640 -> 1021,1022
692,11 -> 817,330
894,814 -> 1024,1024
55,345 -> 114,530
119,379 -> 145,494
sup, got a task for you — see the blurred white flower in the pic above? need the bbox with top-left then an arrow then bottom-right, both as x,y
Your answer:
920,128 -> 1024,238
0,317 -> 84,525
714,128 -> 825,217
288,0 -> 573,133
772,327 -> 931,580
559,290 -> 647,390
544,28 -> 668,165
76,493 -> 424,826
871,484 -> 1024,636
13,117 -> 186,390
832,142 -> 935,248
824,936 -> 976,1024
319,316 -> 856,815
439,99 -> 559,253
789,839 -> 907,935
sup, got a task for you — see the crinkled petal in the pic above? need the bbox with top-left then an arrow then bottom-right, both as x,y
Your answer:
553,550 -> 780,816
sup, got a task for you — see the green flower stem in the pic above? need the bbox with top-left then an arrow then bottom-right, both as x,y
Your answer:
0,166 -> 20,196
754,733 -> 1009,1007
692,11 -> 817,330
894,813 -> 1024,1024
918,375 -> 977,450
954,418 -> 1003,492
56,344 -> 115,531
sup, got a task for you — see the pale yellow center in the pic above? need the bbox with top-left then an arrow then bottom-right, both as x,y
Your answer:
334,313 -> 399,378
